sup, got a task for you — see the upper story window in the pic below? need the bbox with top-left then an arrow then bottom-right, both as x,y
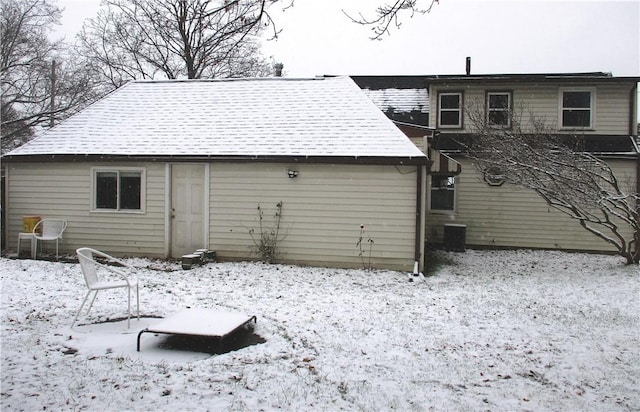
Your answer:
438,92 -> 463,128
430,175 -> 456,211
93,167 -> 145,212
560,89 -> 594,129
487,91 -> 512,128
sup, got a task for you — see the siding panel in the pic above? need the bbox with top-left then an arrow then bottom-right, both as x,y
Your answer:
430,83 -> 633,134
7,162 -> 166,257
7,161 -> 420,270
427,158 -> 637,252
209,163 -> 418,270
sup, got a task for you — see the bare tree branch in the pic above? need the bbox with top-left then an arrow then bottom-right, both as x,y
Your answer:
343,0 -> 439,40
76,0 -> 276,89
457,103 -> 640,264
1,0 -> 99,153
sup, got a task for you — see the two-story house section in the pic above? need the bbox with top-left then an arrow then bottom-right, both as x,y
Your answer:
355,72 -> 639,254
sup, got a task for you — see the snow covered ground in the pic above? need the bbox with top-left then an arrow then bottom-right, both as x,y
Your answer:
1,249 -> 638,411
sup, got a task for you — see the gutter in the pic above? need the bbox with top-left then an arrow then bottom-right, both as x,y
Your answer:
1,154 -> 431,166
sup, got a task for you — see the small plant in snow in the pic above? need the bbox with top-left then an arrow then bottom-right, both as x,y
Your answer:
356,224 -> 375,271
249,201 -> 284,263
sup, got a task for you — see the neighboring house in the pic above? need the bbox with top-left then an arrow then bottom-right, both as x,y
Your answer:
2,76 -> 429,271
354,72 -> 640,253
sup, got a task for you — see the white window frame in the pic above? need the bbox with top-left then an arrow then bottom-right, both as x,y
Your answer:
91,166 -> 146,213
487,91 -> 512,128
559,88 -> 595,130
437,92 -> 463,128
429,175 -> 457,213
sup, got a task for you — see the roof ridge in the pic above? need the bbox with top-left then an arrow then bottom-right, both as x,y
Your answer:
130,76 -> 336,85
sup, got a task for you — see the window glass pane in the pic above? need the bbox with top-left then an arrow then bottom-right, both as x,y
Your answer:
563,110 -> 591,127
489,94 -> 509,109
488,110 -> 509,126
440,94 -> 460,109
431,191 -> 454,210
432,176 -> 455,188
119,172 -> 141,210
440,111 -> 460,126
563,91 -> 590,108
96,172 -> 117,209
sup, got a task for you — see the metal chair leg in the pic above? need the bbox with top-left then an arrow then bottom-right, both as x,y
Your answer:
127,288 -> 131,329
72,290 -> 92,327
86,290 -> 99,313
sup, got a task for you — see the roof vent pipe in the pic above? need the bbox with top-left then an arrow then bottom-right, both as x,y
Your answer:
466,57 -> 471,75
274,63 -> 284,77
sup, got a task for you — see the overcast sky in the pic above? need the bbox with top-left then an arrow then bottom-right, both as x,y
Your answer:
55,0 -> 638,77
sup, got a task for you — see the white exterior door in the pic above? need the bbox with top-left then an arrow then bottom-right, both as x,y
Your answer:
171,164 -> 206,258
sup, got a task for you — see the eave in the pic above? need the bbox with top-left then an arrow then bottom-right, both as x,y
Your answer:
430,133 -> 639,158
1,153 -> 431,166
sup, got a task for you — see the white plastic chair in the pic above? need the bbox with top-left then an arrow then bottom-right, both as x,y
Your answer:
33,219 -> 67,259
72,247 -> 140,328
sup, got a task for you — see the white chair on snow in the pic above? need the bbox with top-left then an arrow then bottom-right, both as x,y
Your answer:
33,219 -> 67,259
72,247 -> 140,328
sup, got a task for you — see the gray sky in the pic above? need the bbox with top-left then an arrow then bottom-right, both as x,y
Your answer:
55,0 -> 638,77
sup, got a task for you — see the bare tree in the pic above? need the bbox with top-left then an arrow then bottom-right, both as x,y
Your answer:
456,104 -> 640,264
1,0 -> 97,153
77,0 -> 276,89
344,0 -> 440,39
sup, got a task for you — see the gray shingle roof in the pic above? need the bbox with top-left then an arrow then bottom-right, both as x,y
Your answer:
6,76 -> 427,163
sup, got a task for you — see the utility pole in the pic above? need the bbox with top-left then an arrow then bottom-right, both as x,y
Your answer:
49,60 -> 56,128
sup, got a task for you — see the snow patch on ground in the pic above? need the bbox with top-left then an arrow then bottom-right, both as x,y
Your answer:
1,250 -> 638,410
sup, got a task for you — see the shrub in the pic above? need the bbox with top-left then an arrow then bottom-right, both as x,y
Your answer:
249,202 -> 283,263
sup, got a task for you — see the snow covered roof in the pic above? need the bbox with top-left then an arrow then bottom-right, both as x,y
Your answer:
4,76 -> 427,165
360,88 -> 429,115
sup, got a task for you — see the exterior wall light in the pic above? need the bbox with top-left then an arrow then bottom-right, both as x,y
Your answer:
287,169 -> 299,178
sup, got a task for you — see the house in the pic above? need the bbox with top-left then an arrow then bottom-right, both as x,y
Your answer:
354,72 -> 639,253
2,76 -> 429,271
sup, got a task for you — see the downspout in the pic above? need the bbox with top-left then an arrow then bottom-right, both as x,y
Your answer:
414,165 -> 423,270
632,83 -> 640,262
632,84 -> 639,210
629,83 -> 637,136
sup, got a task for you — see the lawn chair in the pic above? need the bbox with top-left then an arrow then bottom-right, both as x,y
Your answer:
33,219 -> 67,259
72,247 -> 140,328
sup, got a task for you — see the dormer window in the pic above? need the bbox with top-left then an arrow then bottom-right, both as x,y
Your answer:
560,89 -> 594,129
438,92 -> 463,128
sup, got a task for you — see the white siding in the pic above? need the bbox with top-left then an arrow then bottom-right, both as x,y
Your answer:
209,163 -> 419,270
427,158 -> 637,253
6,162 -> 166,257
7,161 -> 421,270
430,83 -> 634,134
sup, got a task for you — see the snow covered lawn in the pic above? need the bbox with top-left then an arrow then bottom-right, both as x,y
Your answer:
1,250 -> 638,411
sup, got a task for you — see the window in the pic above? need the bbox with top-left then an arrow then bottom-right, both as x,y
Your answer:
487,91 -> 511,127
560,89 -> 594,128
438,92 -> 463,128
430,175 -> 456,211
93,168 -> 145,212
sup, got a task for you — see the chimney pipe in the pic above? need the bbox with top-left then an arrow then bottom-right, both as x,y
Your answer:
274,63 -> 284,77
465,57 -> 471,76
